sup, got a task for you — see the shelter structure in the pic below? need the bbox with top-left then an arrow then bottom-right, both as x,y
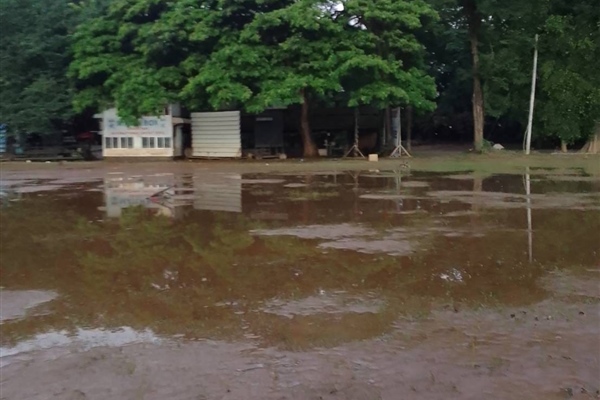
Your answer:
96,106 -> 190,159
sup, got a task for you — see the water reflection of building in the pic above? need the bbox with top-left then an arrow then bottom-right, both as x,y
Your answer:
102,172 -> 370,220
104,174 -> 185,219
103,173 -> 246,217
0,186 -> 21,207
193,174 -> 242,213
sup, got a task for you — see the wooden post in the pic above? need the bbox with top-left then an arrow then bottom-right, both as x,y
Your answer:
406,106 -> 413,152
344,107 -> 365,158
389,107 -> 411,158
384,107 -> 391,147
525,34 -> 539,155
354,107 -> 359,157
398,106 -> 402,147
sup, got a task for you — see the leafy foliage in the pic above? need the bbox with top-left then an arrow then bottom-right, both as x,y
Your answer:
0,0 -> 76,133
339,0 -> 438,110
535,2 -> 600,144
423,0 -> 600,145
1,0 -> 597,148
69,1 -> 438,132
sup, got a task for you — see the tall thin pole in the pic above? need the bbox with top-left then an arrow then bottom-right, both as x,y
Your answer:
525,167 -> 533,263
525,34 -> 539,155
398,107 -> 402,148
354,107 -> 359,157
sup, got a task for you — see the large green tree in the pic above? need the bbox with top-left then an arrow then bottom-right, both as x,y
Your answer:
535,1 -> 600,150
339,0 -> 438,142
422,0 -> 489,150
70,0 -> 438,157
424,0 -> 599,151
0,0 -> 76,134
70,0 -> 188,121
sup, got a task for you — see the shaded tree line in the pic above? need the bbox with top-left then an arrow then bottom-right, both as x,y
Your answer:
1,0 -> 598,155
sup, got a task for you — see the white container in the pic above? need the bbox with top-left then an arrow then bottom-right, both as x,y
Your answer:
368,154 -> 379,162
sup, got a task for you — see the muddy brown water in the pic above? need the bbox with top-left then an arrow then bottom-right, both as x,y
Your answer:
0,167 -> 599,400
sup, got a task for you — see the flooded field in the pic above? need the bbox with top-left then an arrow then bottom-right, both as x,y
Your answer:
1,163 -> 599,400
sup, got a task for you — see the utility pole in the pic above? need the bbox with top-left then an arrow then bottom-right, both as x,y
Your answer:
525,34 -> 539,155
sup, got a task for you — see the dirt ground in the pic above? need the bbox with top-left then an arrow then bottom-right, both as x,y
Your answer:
2,271 -> 598,400
1,153 -> 599,400
1,150 -> 599,176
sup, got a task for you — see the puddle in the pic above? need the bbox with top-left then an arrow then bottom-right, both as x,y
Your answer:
319,238 -> 415,256
260,291 -> 385,318
13,185 -> 65,193
0,327 -> 161,367
0,290 -> 58,322
284,183 -> 308,188
0,167 -> 598,398
239,179 -> 286,184
360,193 -> 424,200
252,224 -> 375,240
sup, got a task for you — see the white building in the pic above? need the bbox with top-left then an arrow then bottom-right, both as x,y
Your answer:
96,107 -> 189,158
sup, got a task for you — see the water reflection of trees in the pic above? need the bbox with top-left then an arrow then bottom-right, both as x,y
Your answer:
2,192 -> 597,349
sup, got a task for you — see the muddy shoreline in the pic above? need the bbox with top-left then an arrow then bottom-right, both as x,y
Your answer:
2,272 -> 598,400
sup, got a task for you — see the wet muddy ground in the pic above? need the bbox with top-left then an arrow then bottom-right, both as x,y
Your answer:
1,161 -> 599,399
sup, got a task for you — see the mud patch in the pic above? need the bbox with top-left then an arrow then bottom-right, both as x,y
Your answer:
261,291 -> 385,318
541,270 -> 600,299
427,190 -> 600,210
0,327 -> 161,367
360,193 -> 424,200
546,175 -> 600,182
319,238 -> 414,256
240,179 -> 286,184
14,185 -> 65,193
286,190 -> 340,201
398,181 -> 430,188
0,290 -> 58,322
0,179 -> 35,187
252,224 -> 375,240
49,178 -> 102,184
445,174 -> 478,180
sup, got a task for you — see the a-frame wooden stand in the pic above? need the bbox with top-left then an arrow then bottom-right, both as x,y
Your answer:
344,107 -> 366,159
344,144 -> 365,158
389,143 -> 412,158
388,107 -> 412,158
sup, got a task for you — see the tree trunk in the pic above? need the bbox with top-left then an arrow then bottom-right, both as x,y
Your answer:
406,106 -> 413,152
560,140 -> 568,153
384,107 -> 392,146
300,89 -> 318,158
580,123 -> 600,154
464,0 -> 484,152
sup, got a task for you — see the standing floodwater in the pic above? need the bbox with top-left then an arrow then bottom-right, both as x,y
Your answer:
1,165 -> 598,400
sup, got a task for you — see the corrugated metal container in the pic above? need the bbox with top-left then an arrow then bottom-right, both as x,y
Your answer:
0,124 -> 7,154
193,174 -> 242,213
191,111 -> 241,158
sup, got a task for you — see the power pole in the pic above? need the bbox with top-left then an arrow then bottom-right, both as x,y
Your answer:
525,34 -> 539,155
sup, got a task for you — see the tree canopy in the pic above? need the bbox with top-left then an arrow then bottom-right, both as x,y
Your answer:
423,0 -> 600,149
69,0 -> 438,155
1,0 -> 598,153
0,0 -> 76,133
